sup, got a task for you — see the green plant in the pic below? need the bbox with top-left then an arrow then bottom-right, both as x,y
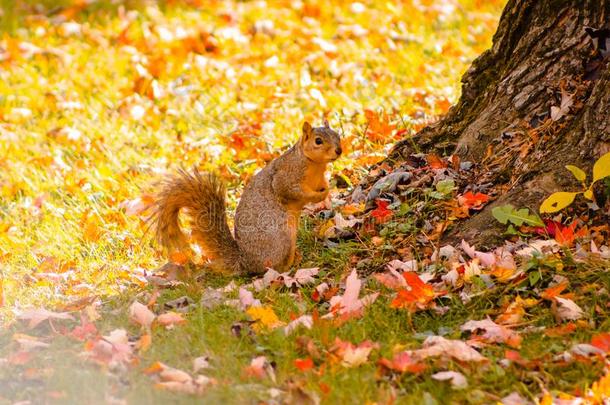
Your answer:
539,151 -> 610,213
492,204 -> 544,227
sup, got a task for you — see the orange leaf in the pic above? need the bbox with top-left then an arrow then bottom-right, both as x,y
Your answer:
390,272 -> 436,310
143,361 -> 165,375
378,352 -> 426,373
294,357 -> 314,372
544,322 -> 577,337
425,154 -> 447,169
364,109 -> 396,142
458,192 -> 490,209
169,251 -> 189,265
540,282 -> 568,300
591,333 -> 610,353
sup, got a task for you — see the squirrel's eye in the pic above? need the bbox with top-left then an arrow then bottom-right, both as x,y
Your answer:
314,137 -> 323,145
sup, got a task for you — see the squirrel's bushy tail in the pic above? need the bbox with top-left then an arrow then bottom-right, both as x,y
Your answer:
152,169 -> 258,274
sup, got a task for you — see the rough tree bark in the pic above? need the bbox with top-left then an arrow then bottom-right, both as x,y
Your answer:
388,0 -> 610,247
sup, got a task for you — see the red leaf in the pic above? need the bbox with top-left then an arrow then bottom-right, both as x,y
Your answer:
458,192 -> 490,209
390,272 -> 436,311
294,357 -> 314,372
71,321 -> 97,341
592,333 -> 610,353
378,352 -> 426,373
371,200 -> 393,223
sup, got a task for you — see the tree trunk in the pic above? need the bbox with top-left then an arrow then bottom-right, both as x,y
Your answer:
388,0 -> 610,247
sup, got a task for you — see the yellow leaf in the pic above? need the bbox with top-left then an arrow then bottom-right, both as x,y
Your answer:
565,165 -> 586,182
593,151 -> 610,183
246,306 -> 284,332
539,192 -> 578,214
583,188 -> 594,200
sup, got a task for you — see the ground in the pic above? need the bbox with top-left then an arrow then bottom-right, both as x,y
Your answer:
1,1 -> 610,404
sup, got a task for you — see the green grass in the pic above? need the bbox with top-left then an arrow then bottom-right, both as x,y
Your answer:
2,0 -> 610,403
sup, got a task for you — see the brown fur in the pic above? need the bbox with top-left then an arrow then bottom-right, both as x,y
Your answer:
152,121 -> 341,275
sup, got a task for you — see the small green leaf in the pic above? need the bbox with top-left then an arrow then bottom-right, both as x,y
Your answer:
491,204 -> 544,227
583,188 -> 594,200
435,179 -> 456,194
593,151 -> 610,183
565,165 -> 586,182
539,192 -> 578,213
529,271 -> 541,286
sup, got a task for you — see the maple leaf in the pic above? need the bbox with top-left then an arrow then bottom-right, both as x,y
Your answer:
378,351 -> 426,374
326,269 -> 378,319
495,296 -> 538,325
458,191 -> 490,210
246,306 -> 284,332
364,109 -> 396,142
128,301 -> 156,329
553,297 -> 584,322
330,338 -> 379,368
460,318 -> 522,348
371,199 -> 393,223
71,319 -> 98,341
410,336 -> 488,363
85,329 -> 134,368
552,221 -> 587,247
390,272 -> 437,311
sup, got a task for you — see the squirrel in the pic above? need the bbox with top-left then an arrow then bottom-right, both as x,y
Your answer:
152,121 -> 342,275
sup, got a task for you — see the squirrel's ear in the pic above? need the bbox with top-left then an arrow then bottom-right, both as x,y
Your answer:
323,119 -> 330,128
302,121 -> 313,139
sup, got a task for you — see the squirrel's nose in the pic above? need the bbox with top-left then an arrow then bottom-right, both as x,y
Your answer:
336,147 -> 342,156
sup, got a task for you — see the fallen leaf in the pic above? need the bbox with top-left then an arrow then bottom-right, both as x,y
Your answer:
390,272 -> 437,311
156,312 -> 186,328
458,192 -> 490,210
16,308 -> 75,329
284,315 -> 313,335
128,301 -> 156,328
410,336 -> 487,363
371,199 -> 393,223
294,357 -> 314,372
432,371 -> 468,389
13,333 -> 50,351
460,318 -> 521,348
331,338 -> 379,368
461,240 -> 496,267
553,297 -> 584,321
591,332 -> 610,353
193,356 -> 210,373
244,356 -> 275,381
378,351 -> 426,373
326,269 -> 378,318
246,306 -> 284,332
